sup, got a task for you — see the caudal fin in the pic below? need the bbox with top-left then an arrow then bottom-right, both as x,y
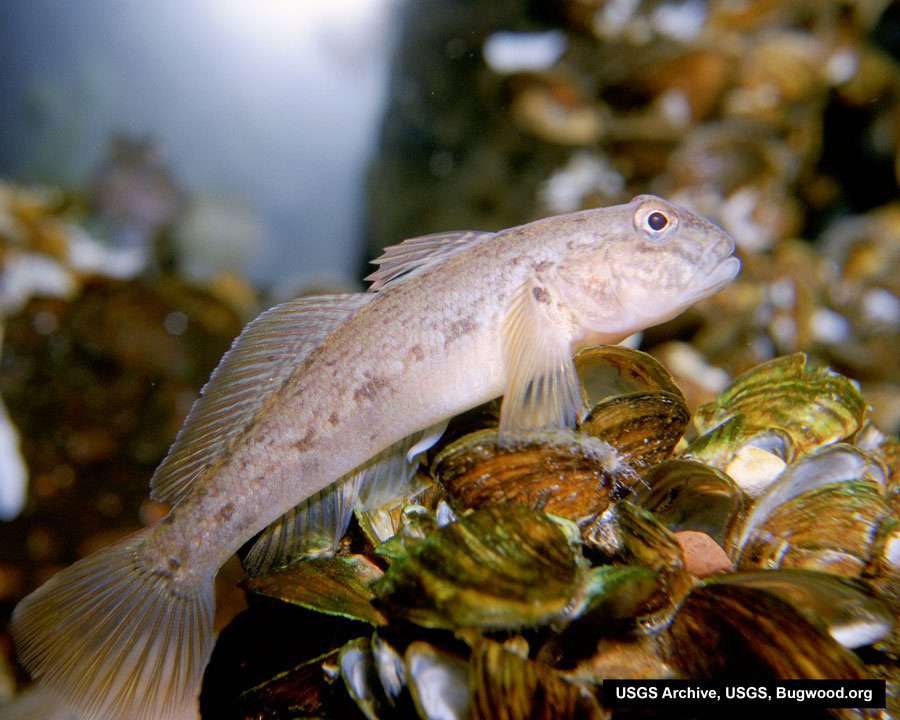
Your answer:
11,529 -> 215,720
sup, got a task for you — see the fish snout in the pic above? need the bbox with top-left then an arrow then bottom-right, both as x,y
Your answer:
688,227 -> 740,296
701,233 -> 737,273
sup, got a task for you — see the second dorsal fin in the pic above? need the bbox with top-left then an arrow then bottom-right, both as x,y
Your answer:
365,230 -> 493,292
150,293 -> 375,506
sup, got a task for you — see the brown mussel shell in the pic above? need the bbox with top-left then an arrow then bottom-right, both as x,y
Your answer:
582,502 -> 694,623
579,392 -> 690,473
668,582 -> 869,680
432,429 -> 617,525
574,345 -> 685,406
733,444 -> 889,571
470,639 -> 606,720
692,353 -> 868,458
738,481 -> 891,576
245,554 -> 387,627
371,505 -> 583,630
634,458 -> 746,547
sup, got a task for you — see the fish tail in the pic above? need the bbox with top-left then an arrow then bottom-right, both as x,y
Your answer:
11,527 -> 215,720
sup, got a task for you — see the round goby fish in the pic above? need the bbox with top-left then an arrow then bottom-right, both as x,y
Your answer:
10,195 -> 739,720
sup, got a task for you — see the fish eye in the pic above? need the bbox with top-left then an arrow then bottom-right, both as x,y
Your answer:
647,212 -> 668,231
633,200 -> 678,240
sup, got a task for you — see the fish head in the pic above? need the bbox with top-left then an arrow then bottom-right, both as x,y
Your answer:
555,194 -> 740,338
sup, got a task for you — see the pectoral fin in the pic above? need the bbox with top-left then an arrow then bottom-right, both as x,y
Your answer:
499,279 -> 582,435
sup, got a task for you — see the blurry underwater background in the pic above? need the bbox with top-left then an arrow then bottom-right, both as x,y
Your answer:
0,1 -> 899,717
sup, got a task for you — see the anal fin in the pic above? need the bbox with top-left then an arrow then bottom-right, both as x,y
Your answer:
242,421 -> 447,576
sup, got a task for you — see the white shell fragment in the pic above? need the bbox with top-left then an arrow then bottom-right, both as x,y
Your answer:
660,342 -> 730,394
825,48 -> 859,85
719,187 -> 775,252
67,225 -> 147,280
0,253 -> 76,315
861,287 -> 900,327
435,500 -> 457,528
810,308 -> 850,344
406,642 -> 471,720
173,197 -> 268,283
883,529 -> 900,570
372,635 -> 406,704
651,0 -> 707,42
482,31 -> 567,74
0,397 -> 28,521
725,446 -> 786,498
593,0 -> 640,39
540,153 -> 624,214
829,619 -> 894,649
340,640 -> 385,720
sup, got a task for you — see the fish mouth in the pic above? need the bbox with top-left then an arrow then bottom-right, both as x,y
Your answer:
688,255 -> 741,301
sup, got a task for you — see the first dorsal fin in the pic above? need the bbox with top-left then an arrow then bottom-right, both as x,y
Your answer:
365,230 -> 493,292
150,294 -> 375,505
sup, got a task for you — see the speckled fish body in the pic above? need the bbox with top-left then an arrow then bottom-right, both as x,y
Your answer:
10,195 -> 739,720
149,211 -> 599,576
